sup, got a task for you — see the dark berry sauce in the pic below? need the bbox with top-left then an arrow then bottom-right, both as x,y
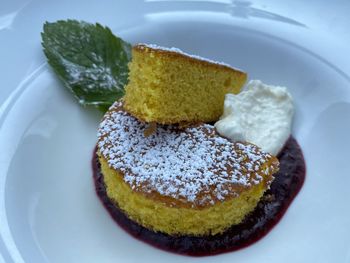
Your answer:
93,136 -> 306,256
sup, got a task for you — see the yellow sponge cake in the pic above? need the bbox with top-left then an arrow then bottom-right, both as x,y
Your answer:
124,44 -> 247,124
97,102 -> 279,236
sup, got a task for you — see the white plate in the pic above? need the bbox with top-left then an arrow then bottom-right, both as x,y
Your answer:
1,1 -> 350,262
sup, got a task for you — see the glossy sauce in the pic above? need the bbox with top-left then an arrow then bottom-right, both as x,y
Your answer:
93,136 -> 306,256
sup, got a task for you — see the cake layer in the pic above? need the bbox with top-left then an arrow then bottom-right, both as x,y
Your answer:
99,155 -> 268,235
93,136 -> 306,255
97,102 -> 279,235
124,44 -> 247,124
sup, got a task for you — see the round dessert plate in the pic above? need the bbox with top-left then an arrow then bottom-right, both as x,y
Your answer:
1,1 -> 350,262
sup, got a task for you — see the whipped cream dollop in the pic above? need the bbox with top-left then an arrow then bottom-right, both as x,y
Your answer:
215,80 -> 294,156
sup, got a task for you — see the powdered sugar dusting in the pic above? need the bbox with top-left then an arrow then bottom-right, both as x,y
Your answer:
62,56 -> 120,91
97,102 -> 277,206
139,43 -> 240,70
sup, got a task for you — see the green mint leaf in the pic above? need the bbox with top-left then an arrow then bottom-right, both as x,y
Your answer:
41,20 -> 131,108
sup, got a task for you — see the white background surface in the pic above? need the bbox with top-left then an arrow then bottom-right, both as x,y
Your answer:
1,0 -> 350,262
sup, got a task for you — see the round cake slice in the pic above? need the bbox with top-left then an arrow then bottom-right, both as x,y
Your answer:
97,102 -> 279,236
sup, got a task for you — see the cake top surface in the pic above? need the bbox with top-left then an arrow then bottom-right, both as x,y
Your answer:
136,43 -> 243,72
97,102 -> 278,207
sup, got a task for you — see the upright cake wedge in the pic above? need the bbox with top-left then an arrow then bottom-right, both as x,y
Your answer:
124,44 -> 247,124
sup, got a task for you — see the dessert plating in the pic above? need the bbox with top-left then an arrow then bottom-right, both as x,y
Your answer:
40,20 -> 306,256
94,43 -> 305,255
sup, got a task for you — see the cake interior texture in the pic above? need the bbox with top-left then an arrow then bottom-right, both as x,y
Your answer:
99,155 -> 275,236
124,44 -> 247,124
